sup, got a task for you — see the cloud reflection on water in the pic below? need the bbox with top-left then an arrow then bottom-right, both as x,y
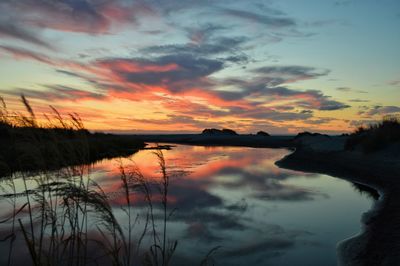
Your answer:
0,145 -> 372,265
88,145 -> 326,264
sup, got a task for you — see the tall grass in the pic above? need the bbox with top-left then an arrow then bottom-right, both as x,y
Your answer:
345,116 -> 400,153
0,96 -> 145,176
0,96 -> 176,266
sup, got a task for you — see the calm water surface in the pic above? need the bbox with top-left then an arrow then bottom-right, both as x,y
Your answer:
0,144 -> 372,265
93,144 -> 371,266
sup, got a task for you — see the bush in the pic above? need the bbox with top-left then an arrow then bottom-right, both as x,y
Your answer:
345,116 -> 400,153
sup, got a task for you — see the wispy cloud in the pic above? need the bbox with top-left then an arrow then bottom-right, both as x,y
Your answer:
388,80 -> 400,86
0,45 -> 54,64
0,21 -> 53,50
336,87 -> 367,93
359,105 -> 400,116
222,8 -> 296,27
0,0 -> 151,34
2,85 -> 105,102
349,99 -> 370,103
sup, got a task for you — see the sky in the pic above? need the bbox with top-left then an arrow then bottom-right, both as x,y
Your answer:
0,0 -> 399,134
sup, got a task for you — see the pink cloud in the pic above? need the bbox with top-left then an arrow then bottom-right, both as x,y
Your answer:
1,0 -> 155,34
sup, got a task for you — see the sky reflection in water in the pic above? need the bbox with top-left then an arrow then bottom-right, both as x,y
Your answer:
90,145 -> 372,266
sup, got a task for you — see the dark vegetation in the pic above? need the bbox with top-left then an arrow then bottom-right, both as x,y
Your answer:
0,96 -> 145,176
201,128 -> 238,135
352,182 -> 380,200
256,131 -> 270,137
294,131 -> 329,139
0,96 -> 219,265
345,116 -> 400,153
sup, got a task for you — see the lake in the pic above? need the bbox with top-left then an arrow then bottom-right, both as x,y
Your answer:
0,144 -> 372,265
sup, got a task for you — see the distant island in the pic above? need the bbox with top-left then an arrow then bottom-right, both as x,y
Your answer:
202,128 -> 238,135
256,131 -> 270,136
201,128 -> 270,137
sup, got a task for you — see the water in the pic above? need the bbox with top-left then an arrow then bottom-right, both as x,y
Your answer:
0,144 -> 372,265
93,144 -> 372,265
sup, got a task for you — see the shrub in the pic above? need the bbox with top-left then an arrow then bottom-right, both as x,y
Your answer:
345,116 -> 400,153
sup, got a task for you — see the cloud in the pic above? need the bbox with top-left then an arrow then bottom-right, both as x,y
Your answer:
349,99 -> 370,103
0,38 -> 348,129
0,21 -> 53,49
349,119 -> 380,128
260,87 -> 350,111
184,222 -> 223,242
303,117 -> 337,125
184,24 -> 228,45
336,87 -> 367,93
254,183 -> 323,201
56,69 -> 84,78
222,8 -> 296,27
141,36 -> 248,59
0,0 -> 150,34
213,167 -> 324,201
0,45 -> 54,64
336,87 -> 351,92
228,107 -> 314,121
211,66 -> 348,111
2,85 -> 105,102
244,65 -> 329,87
220,224 -> 313,263
103,55 -> 224,92
168,185 -> 223,211
222,238 -> 294,258
174,209 -> 245,231
253,66 -> 328,78
360,105 -> 400,116
125,114 -> 222,129
388,80 -> 400,86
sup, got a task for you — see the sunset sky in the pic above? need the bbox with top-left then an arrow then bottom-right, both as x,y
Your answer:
0,0 -> 399,134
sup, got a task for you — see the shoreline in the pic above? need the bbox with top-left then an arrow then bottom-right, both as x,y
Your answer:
140,135 -> 400,265
136,134 -> 294,148
275,149 -> 400,266
4,131 -> 399,265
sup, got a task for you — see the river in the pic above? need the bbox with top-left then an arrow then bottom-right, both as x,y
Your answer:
0,144 -> 372,265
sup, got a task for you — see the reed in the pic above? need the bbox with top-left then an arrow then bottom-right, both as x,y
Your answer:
0,96 -> 177,265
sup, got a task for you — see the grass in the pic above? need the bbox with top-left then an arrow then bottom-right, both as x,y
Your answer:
345,116 -> 400,153
0,96 -> 145,176
0,96 -> 179,266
